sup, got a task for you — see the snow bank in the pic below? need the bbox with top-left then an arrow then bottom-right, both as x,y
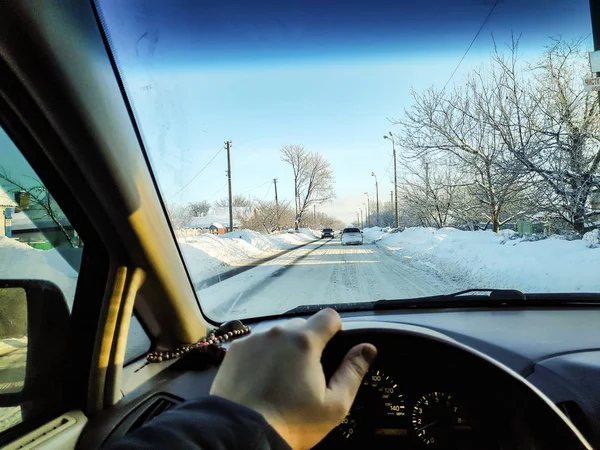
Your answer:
583,229 -> 600,248
298,228 -> 321,239
0,237 -> 78,306
362,227 -> 391,242
375,227 -> 600,293
221,229 -> 314,251
178,229 -> 316,281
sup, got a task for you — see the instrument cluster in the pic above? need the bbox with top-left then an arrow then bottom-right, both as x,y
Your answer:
320,366 -> 482,449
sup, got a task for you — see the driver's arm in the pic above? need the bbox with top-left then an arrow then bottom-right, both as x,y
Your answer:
105,395 -> 291,449
104,309 -> 376,450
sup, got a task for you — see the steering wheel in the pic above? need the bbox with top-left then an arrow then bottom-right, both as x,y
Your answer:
314,322 -> 592,450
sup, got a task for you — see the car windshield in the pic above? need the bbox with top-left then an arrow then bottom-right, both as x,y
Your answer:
95,0 -> 600,321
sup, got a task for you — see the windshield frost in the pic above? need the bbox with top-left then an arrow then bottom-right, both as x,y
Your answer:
96,0 -> 600,321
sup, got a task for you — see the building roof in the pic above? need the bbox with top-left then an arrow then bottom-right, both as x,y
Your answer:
210,222 -> 226,229
11,211 -> 71,231
189,216 -> 239,229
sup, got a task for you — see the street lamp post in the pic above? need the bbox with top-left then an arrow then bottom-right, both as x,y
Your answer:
371,172 -> 379,226
360,208 -> 363,229
363,202 -> 367,229
383,132 -> 399,228
364,193 -> 370,228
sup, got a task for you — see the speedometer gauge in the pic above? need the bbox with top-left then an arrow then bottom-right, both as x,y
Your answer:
338,368 -> 406,440
412,392 -> 471,446
362,369 -> 406,417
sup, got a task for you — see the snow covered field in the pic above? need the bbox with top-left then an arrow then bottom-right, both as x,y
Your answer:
0,237 -> 78,306
369,227 -> 600,294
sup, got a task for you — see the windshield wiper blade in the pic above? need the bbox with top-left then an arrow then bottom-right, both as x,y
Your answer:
281,290 -> 600,316
372,288 -> 525,309
373,289 -> 600,310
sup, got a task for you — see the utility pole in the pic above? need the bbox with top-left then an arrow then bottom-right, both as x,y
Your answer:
225,140 -> 233,232
372,172 -> 379,226
390,191 -> 393,209
313,204 -> 316,226
360,208 -> 363,229
364,193 -> 370,228
383,132 -> 399,227
273,178 -> 279,230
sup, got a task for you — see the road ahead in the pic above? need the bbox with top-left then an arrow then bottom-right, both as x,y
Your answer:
201,236 -> 456,320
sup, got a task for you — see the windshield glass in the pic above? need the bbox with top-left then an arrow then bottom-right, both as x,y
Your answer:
95,0 -> 600,321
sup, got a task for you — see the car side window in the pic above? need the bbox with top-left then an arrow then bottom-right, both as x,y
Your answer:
0,127 -> 82,434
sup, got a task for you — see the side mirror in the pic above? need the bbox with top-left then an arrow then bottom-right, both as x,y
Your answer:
0,280 -> 70,412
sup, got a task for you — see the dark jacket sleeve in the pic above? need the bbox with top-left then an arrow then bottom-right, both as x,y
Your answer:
104,395 -> 292,450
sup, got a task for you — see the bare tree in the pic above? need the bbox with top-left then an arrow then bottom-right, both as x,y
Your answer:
302,210 -> 345,231
281,144 -> 308,220
187,200 -> 211,217
396,69 -> 532,232
0,171 -> 77,246
281,145 -> 335,229
214,194 -> 253,208
240,200 -> 294,234
399,158 -> 474,228
487,37 -> 600,232
167,202 -> 193,229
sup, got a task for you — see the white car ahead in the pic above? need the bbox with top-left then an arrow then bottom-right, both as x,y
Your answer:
341,227 -> 363,245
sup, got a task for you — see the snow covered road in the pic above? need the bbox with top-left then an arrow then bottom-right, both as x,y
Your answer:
200,236 -> 457,321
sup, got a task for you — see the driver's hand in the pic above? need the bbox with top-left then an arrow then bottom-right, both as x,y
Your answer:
210,308 -> 377,450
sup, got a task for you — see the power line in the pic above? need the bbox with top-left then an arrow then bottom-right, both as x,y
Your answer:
211,182 -> 228,197
247,180 -> 271,193
262,183 -> 272,200
169,146 -> 225,201
441,0 -> 500,93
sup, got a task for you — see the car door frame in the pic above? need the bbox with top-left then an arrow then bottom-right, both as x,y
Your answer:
0,0 -> 212,445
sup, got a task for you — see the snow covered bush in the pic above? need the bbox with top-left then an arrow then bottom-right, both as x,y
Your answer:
583,229 -> 600,248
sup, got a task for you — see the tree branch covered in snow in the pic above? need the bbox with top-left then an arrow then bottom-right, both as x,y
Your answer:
392,36 -> 600,234
483,37 -> 600,233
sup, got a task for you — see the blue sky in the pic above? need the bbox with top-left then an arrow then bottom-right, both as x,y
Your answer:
96,0 -> 593,223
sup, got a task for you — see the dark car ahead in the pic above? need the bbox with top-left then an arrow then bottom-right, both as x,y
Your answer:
321,228 -> 334,238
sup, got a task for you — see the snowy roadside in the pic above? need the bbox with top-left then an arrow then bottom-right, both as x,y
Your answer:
0,229 -> 318,311
0,237 -> 78,307
364,226 -> 600,293
178,228 -> 319,283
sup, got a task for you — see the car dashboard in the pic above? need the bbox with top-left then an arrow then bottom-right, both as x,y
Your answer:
77,307 -> 600,450
316,331 -> 520,449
